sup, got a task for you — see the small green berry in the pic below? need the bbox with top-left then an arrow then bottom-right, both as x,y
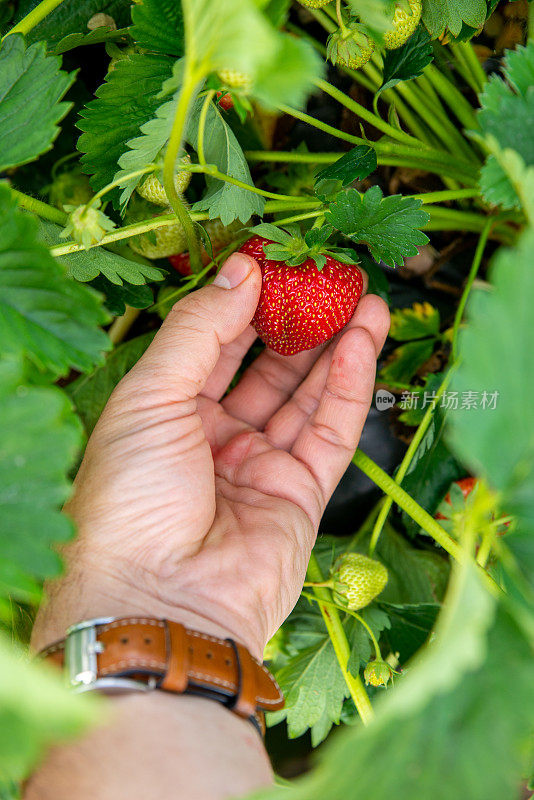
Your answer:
136,155 -> 192,207
327,25 -> 375,70
130,218 -> 188,259
364,660 -> 393,687
218,68 -> 253,93
383,0 -> 422,50
298,0 -> 332,8
332,552 -> 388,610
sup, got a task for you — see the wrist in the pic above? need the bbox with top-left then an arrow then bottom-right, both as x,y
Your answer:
31,550 -> 265,661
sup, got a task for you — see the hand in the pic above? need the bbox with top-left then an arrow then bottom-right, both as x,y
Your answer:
32,253 -> 389,660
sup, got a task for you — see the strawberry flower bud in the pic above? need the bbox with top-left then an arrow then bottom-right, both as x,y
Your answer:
61,201 -> 116,249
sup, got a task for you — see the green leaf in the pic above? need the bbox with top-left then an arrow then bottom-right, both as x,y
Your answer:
448,228 -> 534,564
389,301 -> 440,341
0,187 -> 110,378
252,33 -> 324,110
314,146 -> 377,200
0,35 -> 74,172
186,0 -> 322,108
77,53 -> 175,206
344,0 -> 398,37
187,100 -> 264,224
326,186 -> 429,268
379,339 -> 435,383
478,154 -> 519,210
378,27 -> 434,97
477,43 -> 534,210
421,0 -> 487,38
12,0 -> 131,47
274,634 -> 349,743
115,91 -> 264,223
354,524 -> 446,605
250,224 -> 292,245
0,633 -> 100,783
130,0 -> 184,55
401,412 -> 464,537
258,565 -> 534,800
67,332 -> 155,435
52,25 -> 127,56
0,356 -> 81,600
36,219 -> 164,286
381,602 -> 440,661
90,276 -> 155,316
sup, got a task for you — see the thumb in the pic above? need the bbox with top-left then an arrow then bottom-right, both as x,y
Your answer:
131,252 -> 261,399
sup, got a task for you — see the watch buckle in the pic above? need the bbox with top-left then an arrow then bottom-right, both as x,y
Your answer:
64,617 -> 156,694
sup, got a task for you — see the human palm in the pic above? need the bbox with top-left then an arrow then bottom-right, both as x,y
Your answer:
34,255 -> 389,659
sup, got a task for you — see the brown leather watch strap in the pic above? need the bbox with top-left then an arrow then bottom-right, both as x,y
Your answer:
40,618 -> 284,736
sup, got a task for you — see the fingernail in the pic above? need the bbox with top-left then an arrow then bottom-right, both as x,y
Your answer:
213,253 -> 253,289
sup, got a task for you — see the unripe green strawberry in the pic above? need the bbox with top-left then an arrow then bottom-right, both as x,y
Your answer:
332,553 -> 388,611
327,25 -> 375,69
218,68 -> 253,93
136,156 -> 192,207
383,0 -> 422,49
298,0 -> 332,7
364,660 -> 393,687
130,219 -> 188,259
48,168 -> 93,210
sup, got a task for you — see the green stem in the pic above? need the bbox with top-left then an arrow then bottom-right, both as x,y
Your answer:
335,0 -> 348,35
49,200 -> 320,255
162,59 -> 204,273
245,151 -> 339,164
276,103 -> 367,146
269,210 -> 323,226
415,188 -> 478,204
315,78 -> 423,148
301,592 -> 383,662
193,163 -> 321,203
368,368 -> 455,556
307,553 -> 374,724
424,63 -> 479,131
353,450 -> 464,562
197,90 -> 215,167
3,0 -> 66,38
454,41 -> 487,93
10,188 -> 66,225
108,306 -> 140,344
451,217 -> 493,361
448,44 -> 479,94
88,166 -> 155,209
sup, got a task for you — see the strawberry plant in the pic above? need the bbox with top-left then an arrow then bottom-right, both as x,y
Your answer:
1,0 -> 533,797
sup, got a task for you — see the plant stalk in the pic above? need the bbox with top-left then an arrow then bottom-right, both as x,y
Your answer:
368,368 -> 456,556
3,0 -> 66,39
451,217 -> 493,361
353,449 -> 464,562
307,553 -> 374,725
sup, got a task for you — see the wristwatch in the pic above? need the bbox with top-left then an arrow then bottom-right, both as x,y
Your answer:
39,616 -> 284,736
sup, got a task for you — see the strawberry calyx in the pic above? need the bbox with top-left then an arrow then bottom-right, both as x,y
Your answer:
249,222 -> 360,271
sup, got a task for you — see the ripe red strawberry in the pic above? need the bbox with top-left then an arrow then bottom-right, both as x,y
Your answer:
239,234 -> 363,356
216,91 -> 234,111
435,477 -> 476,518
435,476 -> 510,535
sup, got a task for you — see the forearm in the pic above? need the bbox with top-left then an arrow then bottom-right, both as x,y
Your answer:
26,557 -> 274,800
24,692 -> 273,800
